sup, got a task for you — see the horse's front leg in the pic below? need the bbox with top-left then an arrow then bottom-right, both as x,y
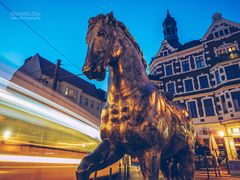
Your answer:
138,150 -> 161,180
76,139 -> 124,180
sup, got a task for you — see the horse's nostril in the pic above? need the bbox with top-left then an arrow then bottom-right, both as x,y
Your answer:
83,66 -> 90,73
97,66 -> 101,72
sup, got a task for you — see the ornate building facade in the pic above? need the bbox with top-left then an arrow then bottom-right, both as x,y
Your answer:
149,11 -> 240,159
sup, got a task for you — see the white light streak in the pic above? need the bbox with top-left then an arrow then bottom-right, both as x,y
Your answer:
0,154 -> 81,164
0,77 -> 101,140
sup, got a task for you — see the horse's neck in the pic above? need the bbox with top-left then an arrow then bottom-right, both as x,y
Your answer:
108,48 -> 151,103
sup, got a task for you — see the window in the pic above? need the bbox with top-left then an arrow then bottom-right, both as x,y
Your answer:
85,98 -> 88,106
39,78 -> 48,86
225,64 -> 240,80
182,60 -> 190,72
196,56 -> 205,69
80,95 -> 82,104
199,75 -> 209,89
91,101 -> 94,109
231,91 -> 240,112
187,101 -> 198,118
227,46 -> 236,53
203,99 -> 215,116
224,29 -> 229,35
65,87 -> 77,99
167,82 -> 175,94
214,32 -> 219,38
166,64 -> 173,76
215,70 -> 221,84
96,103 -> 100,111
163,51 -> 168,56
216,49 -> 226,56
221,95 -> 228,114
184,79 -> 193,92
219,30 -> 224,36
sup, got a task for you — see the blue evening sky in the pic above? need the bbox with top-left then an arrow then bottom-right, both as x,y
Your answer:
1,0 -> 240,91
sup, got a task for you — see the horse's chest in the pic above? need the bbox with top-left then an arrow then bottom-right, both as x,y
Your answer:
100,103 -> 162,152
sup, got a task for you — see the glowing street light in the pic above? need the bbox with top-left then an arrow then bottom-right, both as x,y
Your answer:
218,130 -> 224,138
3,130 -> 11,140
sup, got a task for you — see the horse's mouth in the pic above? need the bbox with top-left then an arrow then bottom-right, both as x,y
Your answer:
82,64 -> 106,81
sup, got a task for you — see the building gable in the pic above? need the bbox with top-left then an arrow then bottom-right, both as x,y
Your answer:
202,13 -> 240,42
155,40 -> 178,57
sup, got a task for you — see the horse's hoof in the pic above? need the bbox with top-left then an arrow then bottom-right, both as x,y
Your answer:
76,171 -> 89,180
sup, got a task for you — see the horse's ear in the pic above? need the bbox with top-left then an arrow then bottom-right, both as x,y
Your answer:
105,12 -> 116,26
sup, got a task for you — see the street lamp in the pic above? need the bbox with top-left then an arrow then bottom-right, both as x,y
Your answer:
218,130 -> 224,138
3,130 -> 11,140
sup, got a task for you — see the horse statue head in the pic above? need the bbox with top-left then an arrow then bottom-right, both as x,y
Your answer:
82,12 -> 147,81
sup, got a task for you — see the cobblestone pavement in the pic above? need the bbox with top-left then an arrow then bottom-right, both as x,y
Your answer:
129,166 -> 240,180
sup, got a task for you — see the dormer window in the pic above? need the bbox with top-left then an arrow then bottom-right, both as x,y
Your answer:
227,46 -> 236,53
215,45 -> 238,57
216,49 -> 226,56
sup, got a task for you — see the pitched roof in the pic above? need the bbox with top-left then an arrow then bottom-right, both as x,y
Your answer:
19,53 -> 107,101
168,39 -> 182,49
178,40 -> 201,51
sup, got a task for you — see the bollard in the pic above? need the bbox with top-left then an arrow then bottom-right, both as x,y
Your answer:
118,162 -> 121,180
124,163 -> 127,180
127,164 -> 130,178
109,167 -> 112,180
226,158 -> 230,175
93,171 -> 97,180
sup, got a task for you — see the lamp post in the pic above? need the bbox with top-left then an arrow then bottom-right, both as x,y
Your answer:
218,130 -> 230,174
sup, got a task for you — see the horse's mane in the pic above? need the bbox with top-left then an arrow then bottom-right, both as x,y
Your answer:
87,13 -> 147,69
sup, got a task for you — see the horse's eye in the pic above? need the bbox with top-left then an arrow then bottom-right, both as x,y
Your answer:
97,30 -> 106,38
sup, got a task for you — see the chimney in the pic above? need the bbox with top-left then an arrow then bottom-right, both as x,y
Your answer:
52,59 -> 61,91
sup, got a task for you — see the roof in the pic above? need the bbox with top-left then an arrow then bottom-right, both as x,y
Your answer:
178,40 -> 201,51
19,53 -> 107,101
168,39 -> 182,49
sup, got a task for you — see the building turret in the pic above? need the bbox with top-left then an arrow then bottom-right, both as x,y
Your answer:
162,10 -> 179,41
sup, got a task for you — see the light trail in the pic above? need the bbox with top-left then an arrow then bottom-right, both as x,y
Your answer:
0,77 -> 101,140
0,154 -> 81,164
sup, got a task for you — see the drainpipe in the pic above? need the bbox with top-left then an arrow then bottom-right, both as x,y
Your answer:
52,59 -> 61,91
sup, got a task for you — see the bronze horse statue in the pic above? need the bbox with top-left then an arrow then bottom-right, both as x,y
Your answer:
76,12 -> 195,180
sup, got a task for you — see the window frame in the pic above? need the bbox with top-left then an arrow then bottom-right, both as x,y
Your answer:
184,78 -> 194,92
187,100 -> 198,118
203,98 -> 215,117
224,64 -> 240,80
195,55 -> 205,69
165,64 -> 173,76
181,60 -> 190,72
166,81 -> 175,94
198,75 -> 209,89
231,91 -> 240,112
